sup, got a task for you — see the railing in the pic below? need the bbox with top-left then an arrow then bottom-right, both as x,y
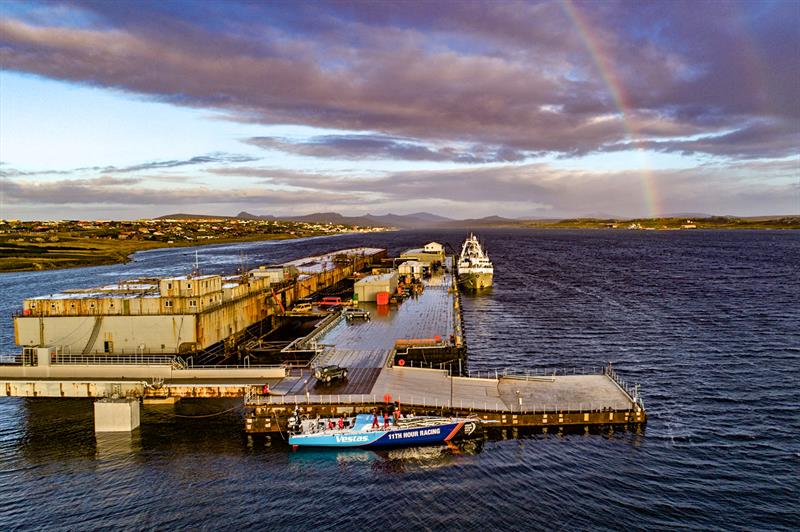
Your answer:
54,345 -> 187,356
394,362 -> 609,379
0,354 -> 22,365
603,363 -> 645,409
282,359 -> 312,368
282,311 -> 344,352
244,391 -> 640,415
51,353 -> 184,368
185,364 -> 285,370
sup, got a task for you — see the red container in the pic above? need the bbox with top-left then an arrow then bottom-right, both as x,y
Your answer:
376,291 -> 390,305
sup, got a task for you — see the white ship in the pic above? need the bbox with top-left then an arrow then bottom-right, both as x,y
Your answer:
457,233 -> 493,289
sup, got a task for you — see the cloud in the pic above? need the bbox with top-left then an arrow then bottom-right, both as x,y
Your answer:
245,135 -> 526,163
208,159 -> 800,217
1,1 -> 795,159
598,120 -> 800,160
4,155 -> 797,219
0,175 -> 360,206
0,153 -> 258,178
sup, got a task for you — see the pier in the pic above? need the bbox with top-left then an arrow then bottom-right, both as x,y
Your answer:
0,242 -> 646,434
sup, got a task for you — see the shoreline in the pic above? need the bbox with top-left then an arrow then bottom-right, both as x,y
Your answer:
0,231 -> 378,273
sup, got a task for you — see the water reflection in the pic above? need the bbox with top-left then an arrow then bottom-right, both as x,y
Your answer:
95,431 -> 143,463
286,439 -> 485,472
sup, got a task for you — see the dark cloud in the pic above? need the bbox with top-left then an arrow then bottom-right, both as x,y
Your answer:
1,1 -> 796,159
601,120 -> 800,159
245,135 -> 526,163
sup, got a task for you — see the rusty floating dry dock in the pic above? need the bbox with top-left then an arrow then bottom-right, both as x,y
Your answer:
0,243 -> 646,434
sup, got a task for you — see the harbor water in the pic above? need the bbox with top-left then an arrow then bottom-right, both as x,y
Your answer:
0,229 -> 798,530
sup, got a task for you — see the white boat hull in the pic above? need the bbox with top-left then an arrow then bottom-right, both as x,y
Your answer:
458,271 -> 493,289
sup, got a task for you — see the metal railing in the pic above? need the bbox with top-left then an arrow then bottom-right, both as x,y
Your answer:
51,353 -> 185,368
281,311 -> 344,352
244,390 -> 640,415
184,363 -> 285,370
603,364 -> 645,409
0,354 -> 22,365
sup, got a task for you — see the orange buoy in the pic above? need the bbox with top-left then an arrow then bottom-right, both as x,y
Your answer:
398,359 -> 405,366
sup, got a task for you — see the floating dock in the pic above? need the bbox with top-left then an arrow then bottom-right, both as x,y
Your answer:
0,242 -> 646,434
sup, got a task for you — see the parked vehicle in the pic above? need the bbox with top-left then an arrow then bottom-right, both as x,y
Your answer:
314,364 -> 348,383
344,308 -> 370,321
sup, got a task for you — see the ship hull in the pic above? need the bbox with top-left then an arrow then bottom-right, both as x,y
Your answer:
458,271 -> 493,290
289,416 -> 480,449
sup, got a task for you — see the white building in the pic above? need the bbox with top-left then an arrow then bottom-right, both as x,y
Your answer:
398,260 -> 425,278
423,242 -> 444,253
354,272 -> 399,302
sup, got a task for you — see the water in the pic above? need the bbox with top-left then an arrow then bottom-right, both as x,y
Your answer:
1,229 -> 798,530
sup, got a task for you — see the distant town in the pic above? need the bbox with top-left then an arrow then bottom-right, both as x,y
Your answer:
0,217 -> 388,272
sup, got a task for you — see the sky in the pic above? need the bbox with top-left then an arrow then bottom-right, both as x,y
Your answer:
0,0 -> 798,220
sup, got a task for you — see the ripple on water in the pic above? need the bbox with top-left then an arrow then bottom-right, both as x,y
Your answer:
0,229 -> 799,530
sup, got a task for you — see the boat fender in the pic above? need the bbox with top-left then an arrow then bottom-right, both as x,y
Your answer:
398,359 -> 405,366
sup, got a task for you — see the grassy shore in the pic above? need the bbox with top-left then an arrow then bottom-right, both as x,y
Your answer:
0,232 -> 319,273
523,216 -> 800,230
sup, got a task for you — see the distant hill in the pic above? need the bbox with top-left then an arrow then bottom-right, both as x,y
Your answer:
236,211 -> 276,220
157,213 -> 240,220
158,211 -> 798,229
159,211 -> 559,228
236,211 -> 456,228
661,212 -> 715,219
437,215 -> 521,228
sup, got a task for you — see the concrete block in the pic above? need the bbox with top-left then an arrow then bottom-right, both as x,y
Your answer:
94,398 -> 140,432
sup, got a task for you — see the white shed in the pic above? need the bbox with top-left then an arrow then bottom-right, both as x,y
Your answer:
398,261 -> 425,278
354,272 -> 399,302
423,242 -> 444,253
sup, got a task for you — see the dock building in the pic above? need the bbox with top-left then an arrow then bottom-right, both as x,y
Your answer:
354,272 -> 399,302
399,245 -> 445,267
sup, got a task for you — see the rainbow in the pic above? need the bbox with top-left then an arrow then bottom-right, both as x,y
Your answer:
559,0 -> 662,217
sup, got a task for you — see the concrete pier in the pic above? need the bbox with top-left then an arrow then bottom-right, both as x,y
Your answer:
94,398 -> 140,432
